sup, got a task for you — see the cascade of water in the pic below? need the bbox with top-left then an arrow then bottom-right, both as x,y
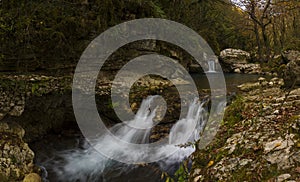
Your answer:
45,96 -> 208,181
207,59 -> 216,73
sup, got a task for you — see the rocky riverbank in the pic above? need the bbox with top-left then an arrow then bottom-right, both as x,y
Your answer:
190,77 -> 300,181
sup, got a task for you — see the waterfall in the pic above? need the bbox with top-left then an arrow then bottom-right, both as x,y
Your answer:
44,96 -> 208,181
207,59 -> 216,73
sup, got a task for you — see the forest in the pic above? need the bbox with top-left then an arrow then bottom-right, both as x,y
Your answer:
1,0 -> 299,71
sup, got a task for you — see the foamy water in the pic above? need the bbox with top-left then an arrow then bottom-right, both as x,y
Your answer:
43,96 -> 208,181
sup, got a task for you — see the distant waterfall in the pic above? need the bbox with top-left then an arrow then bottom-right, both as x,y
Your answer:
207,59 -> 216,73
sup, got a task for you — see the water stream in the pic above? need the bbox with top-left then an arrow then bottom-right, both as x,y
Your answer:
31,73 -> 265,181
207,60 -> 216,73
34,96 -> 208,182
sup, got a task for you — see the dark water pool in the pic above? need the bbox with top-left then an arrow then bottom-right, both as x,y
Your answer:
191,73 -> 263,92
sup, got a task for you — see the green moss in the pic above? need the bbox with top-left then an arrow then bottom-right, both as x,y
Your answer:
0,76 -> 72,97
230,164 -> 253,181
223,95 -> 245,128
191,95 -> 250,180
215,148 -> 228,162
261,164 -> 280,181
162,160 -> 189,182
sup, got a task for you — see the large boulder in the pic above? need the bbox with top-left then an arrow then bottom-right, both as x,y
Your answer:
283,50 -> 300,87
219,49 -> 261,74
220,48 -> 251,65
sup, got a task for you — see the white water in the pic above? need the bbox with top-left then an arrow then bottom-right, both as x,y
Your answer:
48,96 -> 207,181
207,60 -> 216,73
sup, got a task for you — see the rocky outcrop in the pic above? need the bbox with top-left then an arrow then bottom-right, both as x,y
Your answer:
0,74 -> 124,141
283,50 -> 300,87
190,77 -> 300,181
0,75 -> 76,141
0,122 -> 39,181
219,48 -> 262,74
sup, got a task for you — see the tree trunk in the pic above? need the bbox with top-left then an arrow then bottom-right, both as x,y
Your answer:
254,22 -> 263,62
261,25 -> 271,62
272,17 -> 280,53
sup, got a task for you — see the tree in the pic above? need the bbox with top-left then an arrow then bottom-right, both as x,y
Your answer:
232,0 -> 300,62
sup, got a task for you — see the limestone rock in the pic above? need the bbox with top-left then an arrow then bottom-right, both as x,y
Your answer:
0,122 -> 25,139
232,63 -> 261,74
190,76 -> 300,181
264,137 -> 294,154
0,122 -> 35,181
219,49 -> 262,74
237,82 -> 260,91
9,105 -> 24,117
276,173 -> 291,182
220,48 -> 250,64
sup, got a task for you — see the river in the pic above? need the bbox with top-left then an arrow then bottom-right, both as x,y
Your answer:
30,73 -> 262,182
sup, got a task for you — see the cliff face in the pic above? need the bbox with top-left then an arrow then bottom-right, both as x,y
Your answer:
0,75 -> 74,141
